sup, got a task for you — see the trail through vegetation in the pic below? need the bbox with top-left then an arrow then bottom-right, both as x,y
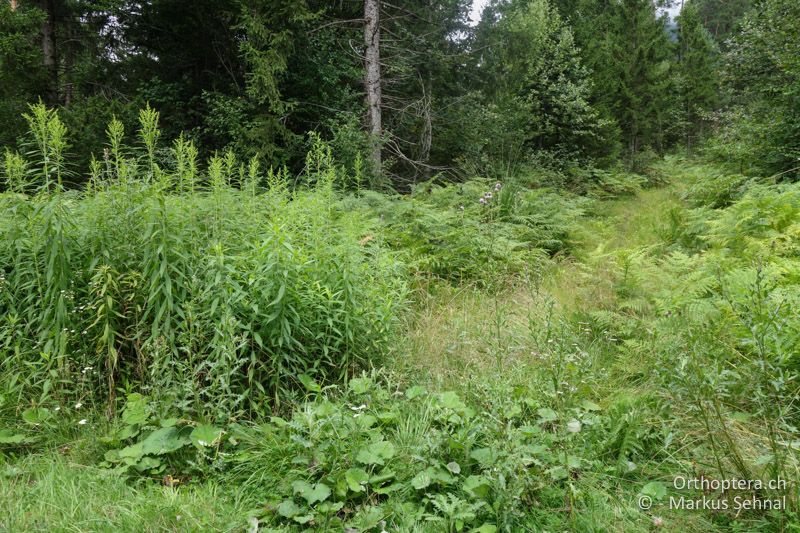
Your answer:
2,0 -> 799,530
3,152 -> 796,531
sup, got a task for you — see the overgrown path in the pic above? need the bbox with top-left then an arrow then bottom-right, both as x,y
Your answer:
404,165 -> 688,383
546,171 -> 686,314
4,158 -> 795,532
403,159 -> 800,531
398,162 -> 788,532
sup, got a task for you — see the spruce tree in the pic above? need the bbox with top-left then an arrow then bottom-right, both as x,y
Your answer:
676,1 -> 719,151
479,0 -> 606,163
692,0 -> 752,45
608,0 -> 674,159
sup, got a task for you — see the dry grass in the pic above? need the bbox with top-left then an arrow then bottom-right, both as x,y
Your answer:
398,279 -> 555,385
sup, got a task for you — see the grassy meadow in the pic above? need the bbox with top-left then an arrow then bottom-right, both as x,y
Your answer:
1,107 -> 799,532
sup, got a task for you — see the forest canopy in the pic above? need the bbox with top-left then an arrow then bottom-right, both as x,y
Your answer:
2,0 -> 796,185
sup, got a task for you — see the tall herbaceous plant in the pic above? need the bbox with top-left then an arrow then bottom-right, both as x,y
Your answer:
0,104 -> 406,420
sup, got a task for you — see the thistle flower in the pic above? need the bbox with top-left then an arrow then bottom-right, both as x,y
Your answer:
479,197 -> 486,205
494,182 -> 502,191
485,191 -> 493,199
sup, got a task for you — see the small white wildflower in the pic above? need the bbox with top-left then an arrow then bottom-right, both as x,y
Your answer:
74,402 -> 83,409
350,404 -> 367,411
494,182 -> 502,191
566,419 -> 582,433
653,516 -> 664,527
78,419 -> 87,425
54,406 -> 61,412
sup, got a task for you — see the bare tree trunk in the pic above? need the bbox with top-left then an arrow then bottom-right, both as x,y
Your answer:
39,0 -> 59,105
63,16 -> 74,107
418,73 -> 432,182
364,0 -> 382,174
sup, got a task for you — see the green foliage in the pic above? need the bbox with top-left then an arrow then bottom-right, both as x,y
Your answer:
220,373 -> 627,531
595,161 -> 800,495
692,0 -> 753,45
2,156 -> 799,532
0,2 -> 46,148
0,108 -> 406,419
1,0 -> 799,528
100,393 -> 225,477
476,0 -> 611,164
348,177 -> 587,284
552,0 -> 677,162
0,0 -> 738,189
609,0 -> 675,159
715,0 -> 800,175
675,2 -> 719,151
681,166 -> 751,208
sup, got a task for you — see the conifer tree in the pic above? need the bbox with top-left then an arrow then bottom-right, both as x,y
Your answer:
479,0 -> 606,162
608,0 -> 674,158
551,0 -> 678,161
676,1 -> 718,151
692,0 -> 752,45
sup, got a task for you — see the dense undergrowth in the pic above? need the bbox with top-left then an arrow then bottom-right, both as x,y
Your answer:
0,106 -> 407,419
1,107 -> 799,532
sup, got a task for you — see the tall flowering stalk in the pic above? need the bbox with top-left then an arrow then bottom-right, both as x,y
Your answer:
478,181 -> 508,369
